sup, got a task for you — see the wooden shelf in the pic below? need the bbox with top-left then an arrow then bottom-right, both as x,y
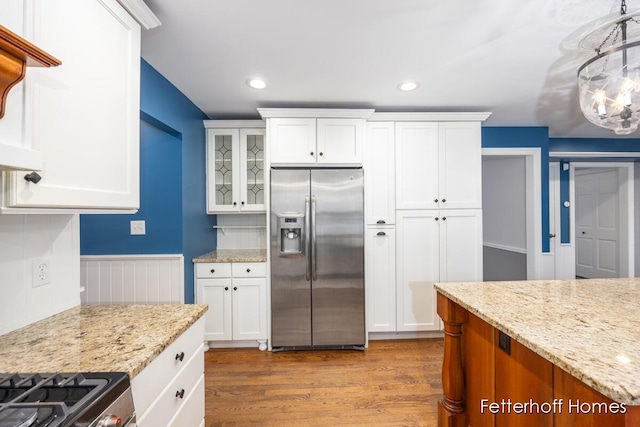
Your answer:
0,25 -> 61,119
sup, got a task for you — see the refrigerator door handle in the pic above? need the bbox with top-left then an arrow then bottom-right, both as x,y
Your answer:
311,195 -> 317,281
305,195 -> 311,282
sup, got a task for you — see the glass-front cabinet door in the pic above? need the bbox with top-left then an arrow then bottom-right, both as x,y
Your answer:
239,129 -> 265,212
206,126 -> 265,213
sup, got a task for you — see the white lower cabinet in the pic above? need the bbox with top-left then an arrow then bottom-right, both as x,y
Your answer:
394,209 -> 482,332
131,317 -> 205,427
365,227 -> 396,332
195,262 -> 268,349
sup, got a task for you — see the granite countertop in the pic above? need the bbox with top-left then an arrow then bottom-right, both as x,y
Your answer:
0,304 -> 208,379
193,248 -> 267,263
434,278 -> 640,405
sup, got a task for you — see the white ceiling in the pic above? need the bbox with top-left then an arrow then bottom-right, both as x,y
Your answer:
141,0 -> 639,138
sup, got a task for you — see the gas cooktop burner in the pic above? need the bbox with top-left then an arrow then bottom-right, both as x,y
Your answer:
0,373 -> 134,427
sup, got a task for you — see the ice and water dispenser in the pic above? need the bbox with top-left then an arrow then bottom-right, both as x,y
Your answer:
277,213 -> 304,256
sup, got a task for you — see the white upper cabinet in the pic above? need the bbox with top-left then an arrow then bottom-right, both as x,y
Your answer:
364,121 -> 395,225
395,120 -> 483,210
205,121 -> 266,214
259,109 -> 374,166
1,0 -> 141,211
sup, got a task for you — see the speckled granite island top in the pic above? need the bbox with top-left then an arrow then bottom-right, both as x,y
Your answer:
435,278 -> 640,405
193,248 -> 267,263
0,304 -> 207,379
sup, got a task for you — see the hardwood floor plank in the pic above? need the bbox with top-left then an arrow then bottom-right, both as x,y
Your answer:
205,338 -> 443,426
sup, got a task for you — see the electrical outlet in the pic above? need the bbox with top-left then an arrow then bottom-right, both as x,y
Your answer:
32,258 -> 51,287
130,220 -> 146,235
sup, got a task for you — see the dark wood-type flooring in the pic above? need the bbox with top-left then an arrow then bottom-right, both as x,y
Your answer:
204,339 -> 444,427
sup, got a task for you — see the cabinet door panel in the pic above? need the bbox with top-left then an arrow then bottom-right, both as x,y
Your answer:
439,210 -> 483,282
232,277 -> 267,340
207,129 -> 240,213
365,227 -> 396,332
269,118 -> 316,165
7,0 -> 140,209
239,128 -> 266,211
365,122 -> 395,225
199,278 -> 232,341
438,122 -> 482,209
316,118 -> 364,165
395,123 -> 438,210
396,211 -> 440,331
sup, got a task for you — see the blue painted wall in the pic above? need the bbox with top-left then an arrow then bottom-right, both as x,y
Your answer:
81,59 -> 215,304
482,127 -> 551,253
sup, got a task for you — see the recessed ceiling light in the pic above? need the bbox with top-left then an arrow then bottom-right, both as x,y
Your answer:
246,79 -> 267,89
397,81 -> 419,92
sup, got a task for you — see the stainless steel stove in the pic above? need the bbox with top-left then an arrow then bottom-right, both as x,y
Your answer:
0,373 -> 135,427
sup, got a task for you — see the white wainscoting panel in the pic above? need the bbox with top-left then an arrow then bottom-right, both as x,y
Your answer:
80,255 -> 184,304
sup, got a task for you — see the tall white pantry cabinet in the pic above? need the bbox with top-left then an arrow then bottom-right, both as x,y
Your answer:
364,113 -> 489,335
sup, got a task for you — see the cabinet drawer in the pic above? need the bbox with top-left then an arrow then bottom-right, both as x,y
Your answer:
196,263 -> 231,278
137,347 -> 204,427
232,262 -> 266,277
132,317 -> 204,416
169,374 -> 205,427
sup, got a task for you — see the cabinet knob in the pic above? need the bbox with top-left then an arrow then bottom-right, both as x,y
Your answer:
241,201 -> 245,205
319,152 -> 324,156
376,231 -> 386,236
310,152 -> 315,156
233,202 -> 237,206
442,198 -> 446,203
550,233 -> 557,238
434,198 -> 439,203
210,269 -> 215,273
175,351 -> 185,362
24,171 -> 42,184
435,217 -> 439,221
246,268 -> 251,273
224,286 -> 229,291
442,217 -> 447,221
176,389 -> 185,399
376,220 -> 386,224
233,286 -> 238,291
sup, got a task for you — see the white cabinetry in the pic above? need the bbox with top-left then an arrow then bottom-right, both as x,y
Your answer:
132,317 -> 205,427
395,121 -> 482,210
0,0 -> 140,211
195,262 -> 267,349
365,122 -> 395,225
365,227 -> 396,332
396,210 -> 482,331
258,109 -> 374,166
204,121 -> 265,214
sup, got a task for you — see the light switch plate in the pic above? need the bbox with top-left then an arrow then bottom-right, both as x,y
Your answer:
130,220 -> 146,235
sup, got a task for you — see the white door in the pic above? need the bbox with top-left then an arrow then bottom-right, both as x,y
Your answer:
269,118 -> 316,165
365,227 -> 396,332
199,279 -> 232,341
7,0 -> 140,209
207,129 -> 240,213
232,278 -> 267,340
439,210 -> 483,282
575,169 -> 619,278
396,210 -> 440,331
239,128 -> 266,212
365,122 -> 395,225
316,118 -> 364,165
438,122 -> 482,209
395,122 -> 439,210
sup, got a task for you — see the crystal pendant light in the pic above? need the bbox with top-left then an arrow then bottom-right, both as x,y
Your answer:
578,0 -> 640,135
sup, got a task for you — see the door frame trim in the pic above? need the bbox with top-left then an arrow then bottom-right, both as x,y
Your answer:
569,162 -> 635,278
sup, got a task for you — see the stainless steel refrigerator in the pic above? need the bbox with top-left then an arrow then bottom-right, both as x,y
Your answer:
270,168 -> 365,350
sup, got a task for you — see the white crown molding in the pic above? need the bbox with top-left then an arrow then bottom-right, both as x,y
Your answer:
550,151 -> 640,158
203,120 -> 265,129
117,0 -> 161,30
257,108 -> 375,119
368,112 -> 492,122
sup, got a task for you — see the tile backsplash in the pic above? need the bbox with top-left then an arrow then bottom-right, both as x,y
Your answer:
215,214 -> 267,249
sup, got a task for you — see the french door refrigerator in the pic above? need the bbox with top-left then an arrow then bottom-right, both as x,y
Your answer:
270,168 -> 365,350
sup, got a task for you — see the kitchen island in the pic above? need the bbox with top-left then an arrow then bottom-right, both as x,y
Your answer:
0,304 -> 208,426
435,278 -> 640,427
